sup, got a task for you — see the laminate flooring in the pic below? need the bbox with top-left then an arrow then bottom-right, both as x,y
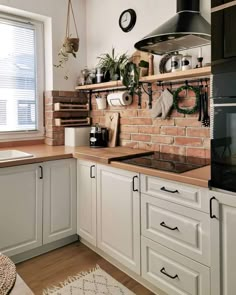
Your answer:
16,242 -> 155,295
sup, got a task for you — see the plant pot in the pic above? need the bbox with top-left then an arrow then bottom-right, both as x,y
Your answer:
64,37 -> 79,53
139,67 -> 148,77
96,96 -> 107,110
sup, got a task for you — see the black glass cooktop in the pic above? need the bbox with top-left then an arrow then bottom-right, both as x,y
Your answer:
119,152 -> 210,174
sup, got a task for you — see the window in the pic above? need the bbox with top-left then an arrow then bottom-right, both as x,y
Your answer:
0,14 -> 44,139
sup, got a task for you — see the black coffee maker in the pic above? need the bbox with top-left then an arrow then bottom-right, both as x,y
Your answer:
90,124 -> 109,148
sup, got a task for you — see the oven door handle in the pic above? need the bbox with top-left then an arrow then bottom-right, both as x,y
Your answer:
210,197 -> 217,219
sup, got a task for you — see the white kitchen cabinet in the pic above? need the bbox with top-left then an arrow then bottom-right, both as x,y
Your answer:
141,193 -> 210,266
209,190 -> 236,295
97,164 -> 140,274
0,164 -> 43,257
142,236 -> 210,295
43,159 -> 77,244
77,160 -> 97,246
141,175 -> 209,213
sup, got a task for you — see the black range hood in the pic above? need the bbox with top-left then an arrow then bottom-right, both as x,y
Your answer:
134,0 -> 211,55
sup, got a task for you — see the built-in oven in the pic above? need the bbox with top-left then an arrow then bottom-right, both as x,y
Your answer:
210,97 -> 236,192
211,1 -> 236,96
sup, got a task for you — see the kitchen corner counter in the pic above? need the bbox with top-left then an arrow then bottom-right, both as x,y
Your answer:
110,161 -> 210,188
0,144 -> 210,188
0,145 -> 151,167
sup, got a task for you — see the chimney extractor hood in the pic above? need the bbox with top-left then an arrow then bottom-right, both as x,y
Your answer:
134,0 -> 211,55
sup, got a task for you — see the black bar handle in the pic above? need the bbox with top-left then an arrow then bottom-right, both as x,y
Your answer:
160,267 -> 178,280
161,186 -> 179,194
160,221 -> 179,231
132,175 -> 139,192
210,197 -> 217,219
39,165 -> 43,179
90,165 -> 95,179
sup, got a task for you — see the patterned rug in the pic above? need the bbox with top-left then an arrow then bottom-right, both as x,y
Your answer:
43,265 -> 135,295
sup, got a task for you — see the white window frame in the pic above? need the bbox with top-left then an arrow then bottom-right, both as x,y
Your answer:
0,13 -> 45,141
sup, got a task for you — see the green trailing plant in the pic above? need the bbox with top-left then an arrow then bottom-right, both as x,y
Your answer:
54,0 -> 79,79
120,61 -> 140,95
97,48 -> 129,81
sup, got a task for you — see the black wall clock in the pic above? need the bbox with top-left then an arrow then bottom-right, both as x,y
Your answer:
119,9 -> 137,33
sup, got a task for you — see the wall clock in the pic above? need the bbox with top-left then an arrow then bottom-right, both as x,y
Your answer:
119,9 -> 137,33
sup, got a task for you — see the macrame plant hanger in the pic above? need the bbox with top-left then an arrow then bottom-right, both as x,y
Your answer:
64,0 -> 79,54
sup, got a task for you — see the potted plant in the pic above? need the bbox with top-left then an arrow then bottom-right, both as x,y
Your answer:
97,48 -> 129,81
54,0 -> 79,79
138,60 -> 149,77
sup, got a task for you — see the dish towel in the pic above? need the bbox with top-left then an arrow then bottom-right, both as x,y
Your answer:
151,89 -> 173,119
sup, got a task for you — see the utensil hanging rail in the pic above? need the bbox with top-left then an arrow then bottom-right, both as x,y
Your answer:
154,77 -> 210,88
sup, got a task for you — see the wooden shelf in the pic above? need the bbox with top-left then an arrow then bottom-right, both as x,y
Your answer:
75,67 -> 211,92
75,80 -> 123,91
54,103 -> 89,111
139,66 -> 211,83
55,117 -> 91,127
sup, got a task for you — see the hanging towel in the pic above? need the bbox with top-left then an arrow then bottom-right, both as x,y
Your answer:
151,89 -> 173,119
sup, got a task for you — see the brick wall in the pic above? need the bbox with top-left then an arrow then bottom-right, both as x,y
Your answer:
44,91 -> 88,146
91,84 -> 210,158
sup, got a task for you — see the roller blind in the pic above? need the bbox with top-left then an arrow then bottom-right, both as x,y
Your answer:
0,17 -> 37,132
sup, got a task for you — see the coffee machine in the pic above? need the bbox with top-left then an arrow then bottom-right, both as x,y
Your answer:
90,125 -> 109,148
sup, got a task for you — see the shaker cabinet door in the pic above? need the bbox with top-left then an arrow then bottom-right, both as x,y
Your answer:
43,159 -> 77,244
97,164 -> 140,274
210,190 -> 236,295
77,160 -> 97,246
0,164 -> 43,257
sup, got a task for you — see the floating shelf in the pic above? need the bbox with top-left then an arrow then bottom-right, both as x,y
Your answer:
75,67 -> 211,91
75,80 -> 123,91
54,117 -> 91,127
54,102 -> 90,112
139,66 -> 211,83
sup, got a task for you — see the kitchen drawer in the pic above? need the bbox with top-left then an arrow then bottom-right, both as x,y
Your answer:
141,194 -> 210,266
141,174 -> 209,212
142,236 -> 210,295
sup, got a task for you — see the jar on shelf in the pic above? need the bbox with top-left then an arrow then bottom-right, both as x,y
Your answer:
171,52 -> 182,72
181,54 -> 192,71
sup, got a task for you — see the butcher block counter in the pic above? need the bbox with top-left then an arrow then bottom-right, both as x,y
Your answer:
0,144 -> 210,188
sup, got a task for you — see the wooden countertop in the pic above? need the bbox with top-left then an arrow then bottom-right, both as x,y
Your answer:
0,144 -> 210,188
110,161 -> 210,188
0,145 -> 151,167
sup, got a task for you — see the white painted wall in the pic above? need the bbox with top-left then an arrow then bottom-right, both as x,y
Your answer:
0,0 -> 211,90
85,0 -> 211,72
0,0 -> 87,90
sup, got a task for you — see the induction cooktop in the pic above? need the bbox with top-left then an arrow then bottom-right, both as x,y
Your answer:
119,152 -> 210,173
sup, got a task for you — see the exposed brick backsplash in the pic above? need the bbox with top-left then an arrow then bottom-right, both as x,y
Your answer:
44,91 -> 88,146
91,84 -> 210,158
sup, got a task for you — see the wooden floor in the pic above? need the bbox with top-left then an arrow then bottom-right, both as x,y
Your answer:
16,242 -> 154,295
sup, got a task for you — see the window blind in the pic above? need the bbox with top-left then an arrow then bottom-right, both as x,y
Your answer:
0,18 -> 37,132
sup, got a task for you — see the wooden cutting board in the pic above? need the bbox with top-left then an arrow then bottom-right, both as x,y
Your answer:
105,112 -> 119,147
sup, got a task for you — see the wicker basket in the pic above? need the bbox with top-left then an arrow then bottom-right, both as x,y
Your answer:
0,253 -> 17,295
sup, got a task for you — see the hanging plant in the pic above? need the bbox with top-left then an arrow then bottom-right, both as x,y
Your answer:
54,0 -> 79,78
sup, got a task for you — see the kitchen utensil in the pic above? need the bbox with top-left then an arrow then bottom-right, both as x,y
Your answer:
202,82 -> 210,127
198,81 -> 203,122
105,112 -> 119,147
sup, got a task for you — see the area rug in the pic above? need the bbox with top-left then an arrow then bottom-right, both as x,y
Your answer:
0,253 -> 17,295
43,265 -> 136,295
